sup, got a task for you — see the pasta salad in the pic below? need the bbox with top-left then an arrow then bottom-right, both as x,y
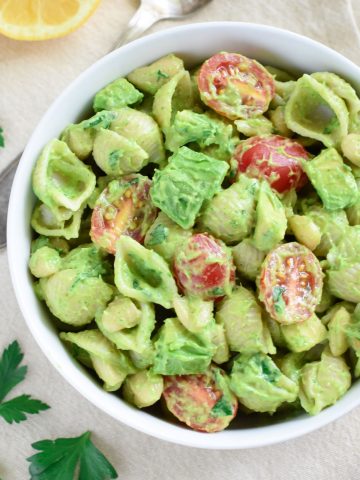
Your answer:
28,51 -> 360,433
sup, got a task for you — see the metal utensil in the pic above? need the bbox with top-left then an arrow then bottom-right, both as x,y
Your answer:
113,0 -> 212,48
0,0 -> 212,249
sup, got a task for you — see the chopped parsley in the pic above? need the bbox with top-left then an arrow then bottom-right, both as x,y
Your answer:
82,111 -> 116,130
211,396 -> 233,417
108,149 -> 124,169
157,70 -> 169,81
272,285 -> 286,315
254,354 -> 281,383
146,224 -> 168,246
211,287 -> 224,296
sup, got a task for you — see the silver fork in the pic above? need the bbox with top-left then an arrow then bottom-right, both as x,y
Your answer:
0,0 -> 212,249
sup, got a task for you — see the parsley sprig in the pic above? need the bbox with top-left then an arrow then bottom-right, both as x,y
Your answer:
27,431 -> 118,480
1,342 -> 118,478
0,127 -> 4,148
0,341 -> 49,424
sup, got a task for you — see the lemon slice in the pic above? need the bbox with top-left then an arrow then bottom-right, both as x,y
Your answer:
0,0 -> 101,41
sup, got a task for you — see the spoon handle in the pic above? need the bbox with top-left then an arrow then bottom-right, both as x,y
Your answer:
0,153 -> 21,249
112,3 -> 161,50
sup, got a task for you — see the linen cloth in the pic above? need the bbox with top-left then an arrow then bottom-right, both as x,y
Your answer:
1,1 -> 360,478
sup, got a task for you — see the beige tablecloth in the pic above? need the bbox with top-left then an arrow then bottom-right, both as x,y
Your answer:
2,1 -> 360,478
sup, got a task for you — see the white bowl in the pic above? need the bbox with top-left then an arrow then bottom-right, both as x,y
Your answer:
7,21 -> 360,449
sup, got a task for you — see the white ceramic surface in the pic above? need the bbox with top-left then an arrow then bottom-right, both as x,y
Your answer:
7,22 -> 360,449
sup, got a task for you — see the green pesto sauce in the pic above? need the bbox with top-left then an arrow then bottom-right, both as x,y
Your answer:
126,252 -> 163,288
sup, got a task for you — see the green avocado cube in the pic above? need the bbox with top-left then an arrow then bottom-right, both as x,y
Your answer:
93,78 -> 144,112
165,109 -> 233,152
153,317 -> 215,375
150,146 -> 229,229
303,148 -> 358,210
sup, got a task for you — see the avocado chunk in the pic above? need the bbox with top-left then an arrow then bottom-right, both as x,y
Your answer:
229,353 -> 298,413
303,148 -> 358,210
253,181 -> 287,251
153,317 -> 215,375
165,109 -> 233,152
93,77 -> 143,112
150,146 -> 229,229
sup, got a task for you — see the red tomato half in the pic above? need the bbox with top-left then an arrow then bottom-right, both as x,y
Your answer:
173,233 -> 235,300
197,52 -> 275,120
90,174 -> 157,254
231,135 -> 309,193
163,366 -> 238,433
259,242 -> 323,324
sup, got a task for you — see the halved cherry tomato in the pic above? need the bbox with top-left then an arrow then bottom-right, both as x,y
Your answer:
231,135 -> 309,193
163,366 -> 238,433
90,174 -> 157,254
259,242 -> 323,324
173,233 -> 235,300
197,52 -> 275,120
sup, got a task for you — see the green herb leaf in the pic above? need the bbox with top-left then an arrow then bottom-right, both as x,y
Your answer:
146,224 -> 168,246
254,354 -> 281,383
272,285 -> 286,315
82,111 -> 117,130
108,149 -> 124,169
0,394 -> 50,424
27,431 -> 118,480
0,127 -> 4,148
211,396 -> 233,417
0,341 -> 27,402
157,70 -> 169,80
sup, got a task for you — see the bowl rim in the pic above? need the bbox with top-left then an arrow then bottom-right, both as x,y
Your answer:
7,20 -> 360,450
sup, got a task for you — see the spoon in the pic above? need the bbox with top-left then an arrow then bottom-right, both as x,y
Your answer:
0,0 -> 212,249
